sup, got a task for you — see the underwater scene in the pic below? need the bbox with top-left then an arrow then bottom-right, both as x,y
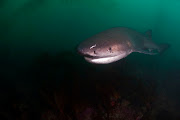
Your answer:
0,0 -> 180,119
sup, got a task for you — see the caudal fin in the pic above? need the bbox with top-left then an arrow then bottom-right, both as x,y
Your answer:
158,43 -> 170,55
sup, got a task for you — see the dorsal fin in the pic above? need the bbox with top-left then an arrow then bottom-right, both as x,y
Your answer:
145,29 -> 152,39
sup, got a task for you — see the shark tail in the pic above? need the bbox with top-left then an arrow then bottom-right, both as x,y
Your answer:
158,43 -> 170,55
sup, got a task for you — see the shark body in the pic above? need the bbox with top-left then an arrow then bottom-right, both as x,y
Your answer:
77,27 -> 170,64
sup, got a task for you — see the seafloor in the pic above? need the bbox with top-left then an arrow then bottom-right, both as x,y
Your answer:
0,52 -> 179,120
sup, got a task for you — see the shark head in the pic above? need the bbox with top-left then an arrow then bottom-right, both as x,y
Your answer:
77,36 -> 132,64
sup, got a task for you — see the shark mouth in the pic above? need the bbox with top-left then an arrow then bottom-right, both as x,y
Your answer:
84,53 -> 127,64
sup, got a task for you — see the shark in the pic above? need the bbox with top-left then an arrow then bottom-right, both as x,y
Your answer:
77,27 -> 170,64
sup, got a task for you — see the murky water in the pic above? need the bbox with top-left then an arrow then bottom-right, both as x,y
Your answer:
0,0 -> 180,119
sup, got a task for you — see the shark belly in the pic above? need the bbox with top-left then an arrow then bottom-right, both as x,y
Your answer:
84,52 -> 130,64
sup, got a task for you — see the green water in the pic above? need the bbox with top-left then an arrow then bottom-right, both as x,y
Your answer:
0,0 -> 180,119
1,0 -> 180,61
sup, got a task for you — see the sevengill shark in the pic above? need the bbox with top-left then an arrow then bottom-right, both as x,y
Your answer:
77,27 -> 170,64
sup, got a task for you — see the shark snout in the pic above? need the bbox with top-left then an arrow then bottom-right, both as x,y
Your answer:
76,45 -> 87,56
76,45 -> 98,58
